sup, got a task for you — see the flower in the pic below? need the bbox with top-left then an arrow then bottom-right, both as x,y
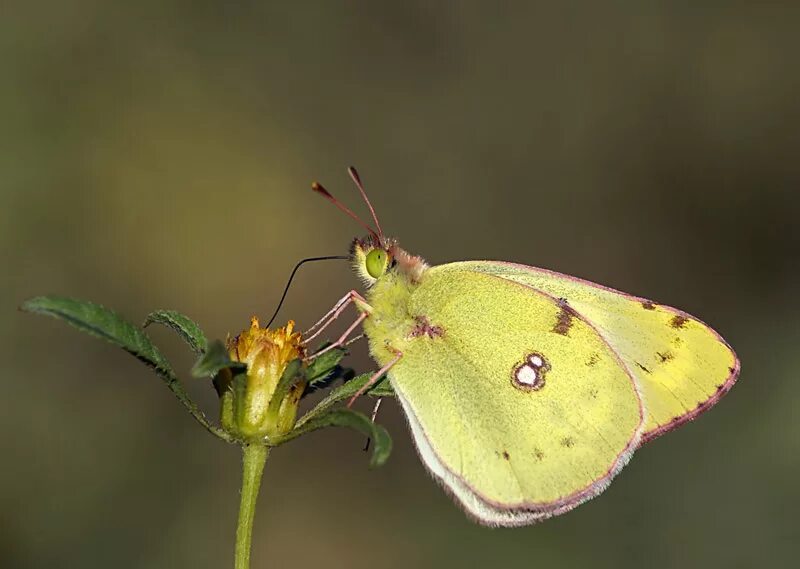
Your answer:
218,317 -> 307,441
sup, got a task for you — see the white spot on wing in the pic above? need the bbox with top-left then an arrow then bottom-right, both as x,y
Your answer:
512,352 -> 549,391
516,365 -> 538,386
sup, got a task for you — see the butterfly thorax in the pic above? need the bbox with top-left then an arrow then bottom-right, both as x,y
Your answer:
352,236 -> 431,366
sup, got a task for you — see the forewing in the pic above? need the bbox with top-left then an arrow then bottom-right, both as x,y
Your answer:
389,269 -> 643,526
443,261 -> 740,443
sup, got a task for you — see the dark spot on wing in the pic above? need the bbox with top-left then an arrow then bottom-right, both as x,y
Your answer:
635,361 -> 652,374
586,353 -> 600,367
533,448 -> 544,460
409,315 -> 444,339
728,366 -> 736,374
672,336 -> 683,347
670,315 -> 689,329
657,351 -> 674,363
560,437 -> 575,448
641,300 -> 656,310
588,388 -> 599,399
553,302 -> 577,336
502,451 -> 510,460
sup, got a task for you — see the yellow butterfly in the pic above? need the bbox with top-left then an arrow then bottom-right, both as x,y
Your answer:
307,168 -> 739,527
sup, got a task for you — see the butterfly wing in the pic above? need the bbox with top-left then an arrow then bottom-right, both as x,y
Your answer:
381,267 -> 643,526
437,261 -> 740,444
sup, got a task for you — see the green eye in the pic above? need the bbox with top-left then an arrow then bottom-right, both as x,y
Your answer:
365,249 -> 388,278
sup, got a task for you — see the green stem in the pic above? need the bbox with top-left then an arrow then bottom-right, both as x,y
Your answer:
235,443 -> 269,569
157,370 -> 235,443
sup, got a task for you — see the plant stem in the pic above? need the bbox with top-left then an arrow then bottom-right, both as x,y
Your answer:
235,443 -> 269,569
157,370 -> 235,443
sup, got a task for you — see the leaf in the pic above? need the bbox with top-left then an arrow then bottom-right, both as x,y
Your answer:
22,296 -> 173,372
296,372 -> 393,428
143,309 -> 208,354
21,295 -> 233,442
266,358 -> 305,416
305,347 -> 347,382
302,366 -> 353,398
368,380 -> 395,398
191,340 -> 246,378
281,408 -> 392,468
302,347 -> 350,398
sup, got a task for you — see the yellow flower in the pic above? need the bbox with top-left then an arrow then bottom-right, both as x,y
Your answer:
219,317 -> 307,441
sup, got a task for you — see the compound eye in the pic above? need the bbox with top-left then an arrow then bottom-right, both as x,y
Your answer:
365,248 -> 388,278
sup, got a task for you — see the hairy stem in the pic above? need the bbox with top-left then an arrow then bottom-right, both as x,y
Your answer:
235,443 -> 269,569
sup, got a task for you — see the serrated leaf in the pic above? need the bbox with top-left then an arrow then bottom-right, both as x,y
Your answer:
191,340 -> 246,378
302,366 -> 353,398
22,296 -> 173,372
305,347 -> 347,381
266,358 -> 304,416
143,309 -> 208,354
21,295 -> 232,442
368,380 -> 395,398
281,408 -> 392,468
296,372 -> 392,428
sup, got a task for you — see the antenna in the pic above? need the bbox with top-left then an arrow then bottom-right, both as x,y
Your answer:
348,166 -> 383,238
311,181 -> 379,239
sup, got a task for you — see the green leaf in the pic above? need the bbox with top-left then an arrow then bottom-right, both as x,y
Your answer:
22,296 -> 173,372
367,380 -> 395,398
191,340 -> 246,378
301,366 -> 352,398
297,372 -> 393,428
305,347 -> 347,382
21,295 -> 233,442
281,409 -> 392,468
266,358 -> 304,417
143,309 -> 208,354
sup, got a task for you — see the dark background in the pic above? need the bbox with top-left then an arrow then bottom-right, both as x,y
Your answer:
3,2 -> 798,568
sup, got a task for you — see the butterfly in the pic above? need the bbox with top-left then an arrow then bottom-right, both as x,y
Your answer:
306,168 -> 739,527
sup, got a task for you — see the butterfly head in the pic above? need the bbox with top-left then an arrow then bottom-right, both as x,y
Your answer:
351,235 -> 428,288
351,234 -> 394,286
312,168 -> 428,288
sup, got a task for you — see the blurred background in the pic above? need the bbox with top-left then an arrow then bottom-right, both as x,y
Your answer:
3,2 -> 799,568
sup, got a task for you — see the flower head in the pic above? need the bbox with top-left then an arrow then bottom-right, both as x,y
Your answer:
219,317 -> 307,440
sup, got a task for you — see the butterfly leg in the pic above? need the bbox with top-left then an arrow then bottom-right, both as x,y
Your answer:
370,397 -> 383,422
308,311 -> 368,360
347,348 -> 402,408
303,289 -> 369,343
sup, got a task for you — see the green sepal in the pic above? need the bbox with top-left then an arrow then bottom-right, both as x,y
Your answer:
143,309 -> 208,354
231,372 -> 249,433
265,358 -> 305,417
279,408 -> 392,468
191,340 -> 246,378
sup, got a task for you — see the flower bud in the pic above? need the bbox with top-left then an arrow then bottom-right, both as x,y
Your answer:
219,317 -> 307,441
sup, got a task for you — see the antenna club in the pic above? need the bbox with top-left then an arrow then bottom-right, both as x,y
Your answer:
311,181 -> 332,197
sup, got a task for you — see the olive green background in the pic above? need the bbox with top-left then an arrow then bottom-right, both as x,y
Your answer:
3,2 -> 798,568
